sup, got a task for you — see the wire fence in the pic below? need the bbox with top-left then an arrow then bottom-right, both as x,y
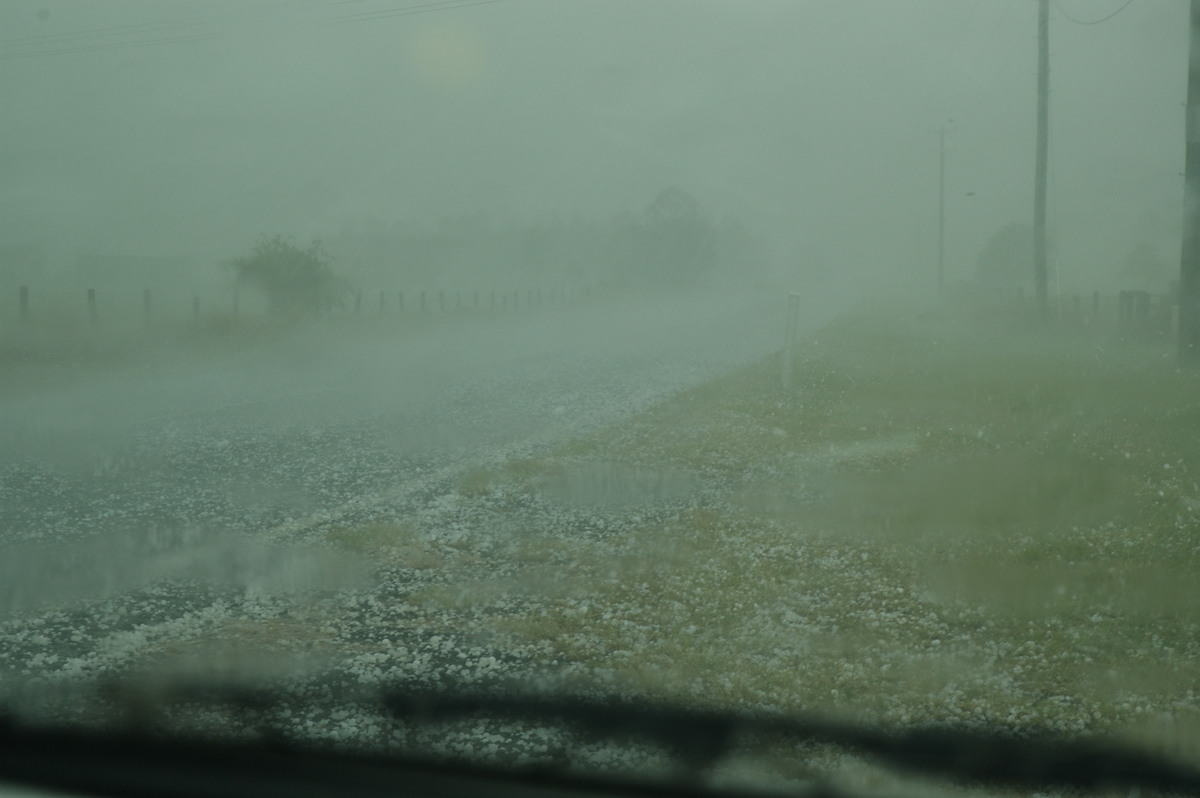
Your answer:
976,284 -> 1177,340
2,283 -> 597,334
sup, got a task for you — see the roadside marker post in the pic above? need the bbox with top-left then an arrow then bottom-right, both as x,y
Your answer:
782,292 -> 800,390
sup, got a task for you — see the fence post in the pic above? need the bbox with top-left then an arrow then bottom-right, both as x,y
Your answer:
782,292 -> 801,389
19,286 -> 29,322
87,288 -> 97,327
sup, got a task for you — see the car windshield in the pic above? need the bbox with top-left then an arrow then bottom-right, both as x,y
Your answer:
2,1 -> 1198,795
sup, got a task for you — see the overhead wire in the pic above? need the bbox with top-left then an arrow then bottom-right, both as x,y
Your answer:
908,0 -> 981,126
894,0 -> 1037,286
895,0 -> 1006,286
902,0 -> 1023,154
940,0 -> 1022,124
0,5 -> 236,60
950,4 -> 1036,132
899,0 -> 985,164
900,2 -> 1030,169
1052,0 -> 1136,26
938,0 -> 982,80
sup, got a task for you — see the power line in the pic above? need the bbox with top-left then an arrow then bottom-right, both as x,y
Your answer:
1052,0 -> 1136,26
951,7 -> 1036,131
0,6 -> 241,60
942,0 -> 982,68
899,0 -> 988,159
909,0 -> 983,122
911,0 -> 1025,132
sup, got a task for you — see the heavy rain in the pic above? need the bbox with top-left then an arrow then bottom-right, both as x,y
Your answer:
1,2 -> 1198,796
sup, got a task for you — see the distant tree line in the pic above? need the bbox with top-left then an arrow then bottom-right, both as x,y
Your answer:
975,221 -> 1173,295
228,188 -> 763,317
318,187 -> 760,293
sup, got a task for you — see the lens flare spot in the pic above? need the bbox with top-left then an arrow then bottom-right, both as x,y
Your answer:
408,23 -> 488,90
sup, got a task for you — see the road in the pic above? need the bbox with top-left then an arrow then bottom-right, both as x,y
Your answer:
0,287 -> 833,692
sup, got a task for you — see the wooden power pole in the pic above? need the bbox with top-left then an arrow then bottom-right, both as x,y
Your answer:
1181,1 -> 1200,363
1033,0 -> 1050,316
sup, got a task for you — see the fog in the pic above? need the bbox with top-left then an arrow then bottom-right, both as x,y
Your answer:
2,1 -> 1199,793
0,1 -> 1186,292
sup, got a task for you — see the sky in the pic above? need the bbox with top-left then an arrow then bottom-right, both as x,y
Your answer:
0,0 -> 1189,293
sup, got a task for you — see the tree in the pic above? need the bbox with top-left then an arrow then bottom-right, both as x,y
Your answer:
231,235 -> 344,316
636,187 -> 716,285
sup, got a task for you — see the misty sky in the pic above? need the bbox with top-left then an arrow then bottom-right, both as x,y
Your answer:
0,0 -> 1188,291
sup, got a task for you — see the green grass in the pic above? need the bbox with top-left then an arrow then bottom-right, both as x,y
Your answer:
227,303 -> 1200,786
400,307 -> 1200,750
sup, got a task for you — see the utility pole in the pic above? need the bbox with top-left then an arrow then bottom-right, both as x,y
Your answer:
1033,0 -> 1050,316
938,126 -> 946,294
1181,0 -> 1200,363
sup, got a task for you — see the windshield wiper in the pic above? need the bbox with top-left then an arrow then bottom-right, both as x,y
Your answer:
376,690 -> 1200,795
2,684 -> 1198,797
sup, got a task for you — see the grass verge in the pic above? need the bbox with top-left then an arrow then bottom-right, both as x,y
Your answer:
329,304 -> 1200,768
